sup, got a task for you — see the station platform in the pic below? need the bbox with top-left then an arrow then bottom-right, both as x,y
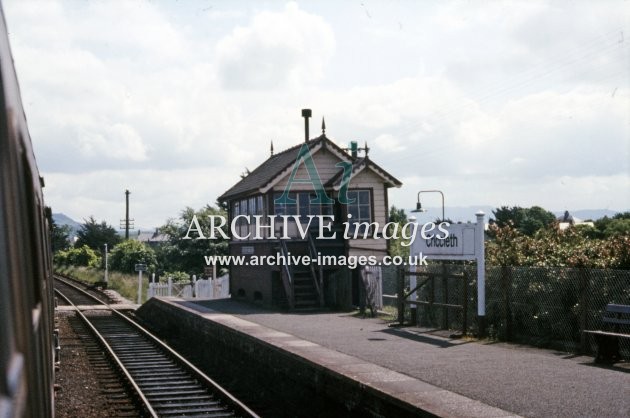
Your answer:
137,298 -> 629,417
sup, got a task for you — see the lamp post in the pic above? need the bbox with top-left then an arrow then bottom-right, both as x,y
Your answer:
407,214 -> 419,325
407,190 -> 445,325
411,190 -> 445,221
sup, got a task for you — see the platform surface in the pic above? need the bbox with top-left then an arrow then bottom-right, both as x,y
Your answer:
183,299 -> 629,418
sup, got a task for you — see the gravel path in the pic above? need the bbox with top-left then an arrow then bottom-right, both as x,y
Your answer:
54,311 -> 120,418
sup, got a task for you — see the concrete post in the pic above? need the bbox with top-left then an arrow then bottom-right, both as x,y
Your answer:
137,270 -> 143,304
476,211 -> 486,337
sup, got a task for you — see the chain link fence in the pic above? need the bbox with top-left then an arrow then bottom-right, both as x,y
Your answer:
382,264 -> 630,358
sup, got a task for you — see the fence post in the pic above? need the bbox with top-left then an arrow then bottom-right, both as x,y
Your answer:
397,267 -> 405,325
501,266 -> 513,340
442,264 -> 448,329
428,273 -> 435,327
579,268 -> 589,353
462,271 -> 468,335
409,265 -> 417,326
137,270 -> 143,305
167,276 -> 172,297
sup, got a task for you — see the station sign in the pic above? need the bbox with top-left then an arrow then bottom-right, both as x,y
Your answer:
411,223 -> 479,260
410,211 -> 486,317
241,246 -> 255,255
135,263 -> 147,272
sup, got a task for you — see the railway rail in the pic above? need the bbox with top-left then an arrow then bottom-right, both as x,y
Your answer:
54,276 -> 111,305
54,276 -> 259,417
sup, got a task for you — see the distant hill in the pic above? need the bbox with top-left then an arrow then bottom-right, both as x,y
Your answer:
52,213 -> 81,240
405,206 -> 495,224
52,213 -> 157,240
405,206 -> 625,223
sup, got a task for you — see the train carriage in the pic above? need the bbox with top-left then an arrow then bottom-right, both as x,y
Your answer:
0,4 -> 55,417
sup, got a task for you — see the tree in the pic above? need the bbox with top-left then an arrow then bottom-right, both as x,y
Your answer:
75,216 -> 121,251
594,212 -> 630,237
387,205 -> 410,258
491,206 -> 556,236
602,218 -> 630,236
157,205 -> 228,275
109,240 -> 157,273
389,206 -> 407,225
50,219 -> 71,253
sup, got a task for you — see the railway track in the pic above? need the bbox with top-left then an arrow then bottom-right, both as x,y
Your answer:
54,276 -> 111,305
54,276 -> 259,417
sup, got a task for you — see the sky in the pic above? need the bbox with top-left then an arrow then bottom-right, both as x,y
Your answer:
3,0 -> 629,228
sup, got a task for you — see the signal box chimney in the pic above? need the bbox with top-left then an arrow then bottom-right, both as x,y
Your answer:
302,109 -> 312,142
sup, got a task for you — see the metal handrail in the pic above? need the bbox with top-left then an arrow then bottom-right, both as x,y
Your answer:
307,233 -> 324,306
279,239 -> 295,309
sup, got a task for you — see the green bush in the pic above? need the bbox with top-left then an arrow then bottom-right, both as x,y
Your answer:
486,224 -> 630,269
163,271 -> 190,282
53,245 -> 101,267
109,240 -> 157,273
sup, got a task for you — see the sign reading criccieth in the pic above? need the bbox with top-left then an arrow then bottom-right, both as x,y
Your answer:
410,211 -> 486,320
135,263 -> 147,272
412,220 -> 481,259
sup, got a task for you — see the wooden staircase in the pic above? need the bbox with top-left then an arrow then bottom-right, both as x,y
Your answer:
278,235 -> 324,311
292,267 -> 319,309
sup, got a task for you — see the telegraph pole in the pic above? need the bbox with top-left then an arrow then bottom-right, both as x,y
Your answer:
120,189 -> 134,239
125,190 -> 130,239
104,244 -> 108,283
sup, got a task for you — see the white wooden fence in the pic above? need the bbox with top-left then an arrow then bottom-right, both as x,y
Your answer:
147,274 -> 230,300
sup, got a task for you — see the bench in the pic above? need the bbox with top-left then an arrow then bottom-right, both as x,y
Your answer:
583,304 -> 630,364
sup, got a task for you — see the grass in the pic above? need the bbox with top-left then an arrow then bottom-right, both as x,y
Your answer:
379,305 -> 400,321
54,265 -> 150,303
347,304 -> 400,322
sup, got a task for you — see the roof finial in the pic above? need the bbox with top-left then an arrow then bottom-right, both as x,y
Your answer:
364,140 -> 369,157
270,140 -> 274,156
321,117 -> 326,135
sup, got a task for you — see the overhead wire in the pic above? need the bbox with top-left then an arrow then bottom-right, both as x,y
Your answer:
375,28 -> 629,168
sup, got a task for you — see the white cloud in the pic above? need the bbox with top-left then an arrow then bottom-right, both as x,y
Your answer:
392,173 -> 630,214
43,167 -> 239,228
72,2 -> 188,63
205,9 -> 246,21
77,123 -> 148,161
215,2 -> 335,89
491,88 -> 629,178
2,0 -> 628,228
374,134 -> 405,153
